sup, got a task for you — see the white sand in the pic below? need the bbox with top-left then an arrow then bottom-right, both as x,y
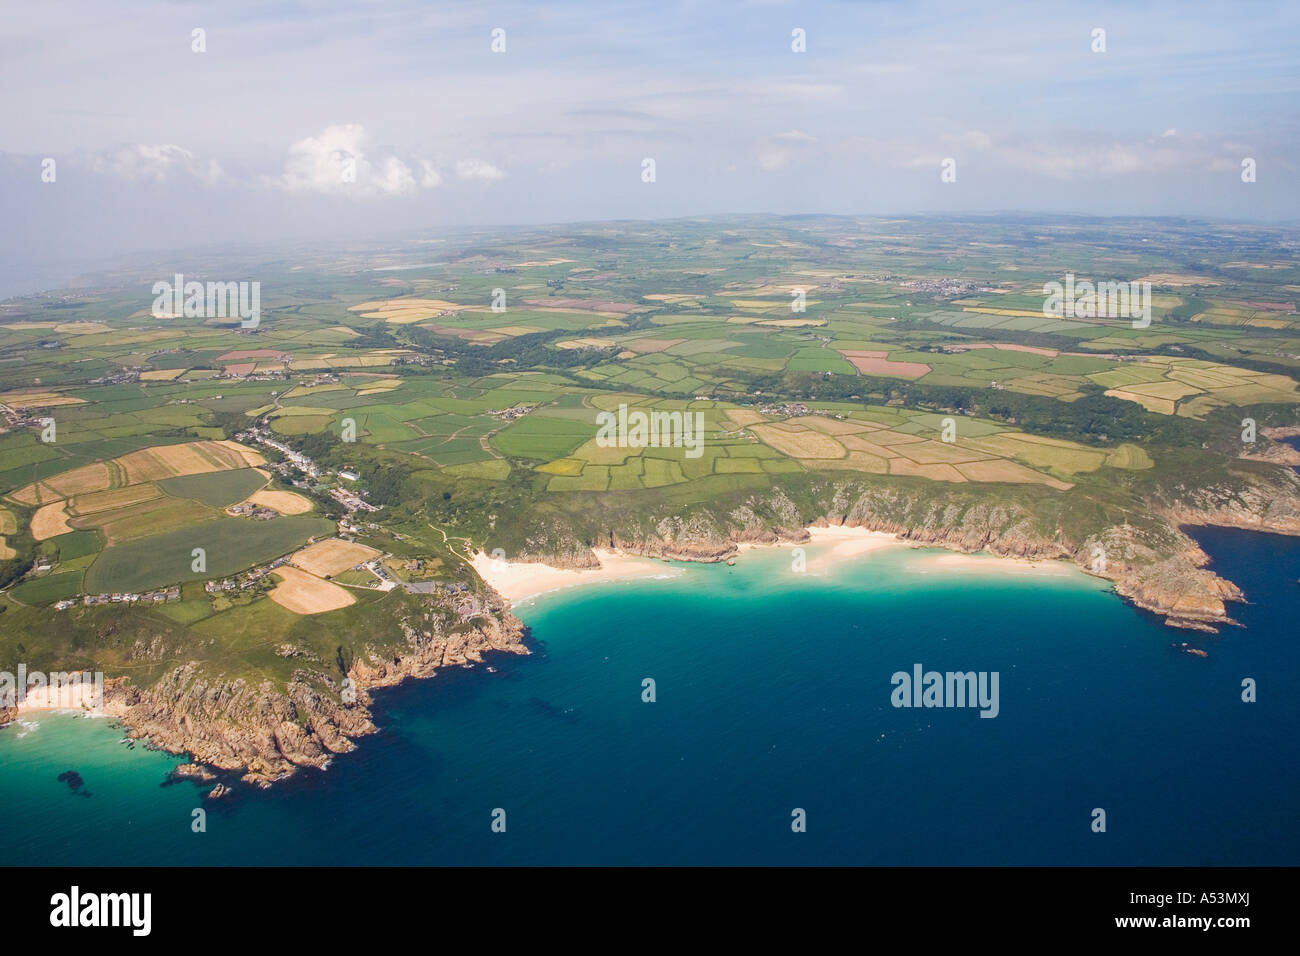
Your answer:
802,526 -> 906,570
471,547 -> 683,605
902,551 -> 1072,576
739,525 -> 908,572
14,679 -> 103,715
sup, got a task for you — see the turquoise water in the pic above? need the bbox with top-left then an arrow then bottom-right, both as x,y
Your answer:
1,532 -> 1296,865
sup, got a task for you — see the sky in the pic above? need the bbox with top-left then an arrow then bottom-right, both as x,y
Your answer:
1,0 -> 1297,296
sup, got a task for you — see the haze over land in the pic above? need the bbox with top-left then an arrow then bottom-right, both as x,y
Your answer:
2,0 -> 1299,297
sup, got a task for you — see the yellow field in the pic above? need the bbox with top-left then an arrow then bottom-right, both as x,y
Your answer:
54,321 -> 113,334
139,368 -> 186,381
890,440 -> 993,466
0,508 -> 15,535
0,538 -> 14,560
751,423 -> 846,459
1105,389 -> 1175,415
67,484 -> 162,516
962,307 -> 1053,318
796,416 -> 873,435
351,298 -> 489,322
955,459 -> 1074,490
270,405 -> 334,418
1137,273 -> 1222,287
961,435 -> 1107,474
557,337 -> 616,350
804,452 -> 890,474
725,408 -> 768,427
291,538 -> 382,578
9,440 -> 265,505
643,294 -> 702,304
536,458 -> 586,476
118,441 -> 256,484
839,435 -> 903,458
622,338 -> 683,354
515,258 -> 574,268
1120,381 -> 1203,401
887,459 -> 967,482
567,438 -> 633,466
244,489 -> 312,515
0,390 -> 86,408
269,566 -> 356,615
872,431 -> 927,446
355,379 -> 401,397
42,462 -> 115,499
284,383 -> 348,398
89,497 -> 211,545
31,502 -> 73,540
1104,444 -> 1154,469
1094,356 -> 1300,416
757,318 -> 828,328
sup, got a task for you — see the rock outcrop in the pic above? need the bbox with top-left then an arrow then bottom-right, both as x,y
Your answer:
97,588 -> 528,787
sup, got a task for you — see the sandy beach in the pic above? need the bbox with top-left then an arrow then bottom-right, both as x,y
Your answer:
739,525 -> 909,572
902,551 -> 1073,576
472,524 -> 1074,604
13,679 -> 104,716
470,547 -> 683,604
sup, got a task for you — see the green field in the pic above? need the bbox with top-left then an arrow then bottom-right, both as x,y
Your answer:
84,515 -> 334,593
11,571 -> 84,606
159,468 -> 267,507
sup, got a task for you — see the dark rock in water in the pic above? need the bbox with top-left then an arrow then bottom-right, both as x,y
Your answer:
161,763 -> 218,788
57,770 -> 91,797
528,697 -> 579,723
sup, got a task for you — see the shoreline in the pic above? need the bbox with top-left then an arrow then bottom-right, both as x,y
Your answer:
469,547 -> 685,605
473,525 -> 1075,604
13,682 -> 104,717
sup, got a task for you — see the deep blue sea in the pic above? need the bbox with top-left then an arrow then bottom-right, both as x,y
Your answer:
1,532 -> 1296,865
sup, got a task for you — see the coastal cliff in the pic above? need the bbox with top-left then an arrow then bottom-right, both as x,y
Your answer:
10,586 -> 529,790
499,464 -> 1300,633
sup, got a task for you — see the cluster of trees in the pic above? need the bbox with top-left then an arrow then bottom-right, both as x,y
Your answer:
271,429 -> 410,508
0,553 -> 33,592
353,463 -> 408,508
342,322 -> 400,349
294,430 -> 339,463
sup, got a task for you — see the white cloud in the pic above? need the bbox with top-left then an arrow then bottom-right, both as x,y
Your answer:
90,144 -> 223,184
775,129 -> 817,144
757,130 -> 817,171
417,159 -> 443,188
455,158 -> 505,182
280,124 -> 441,198
942,130 -> 993,150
